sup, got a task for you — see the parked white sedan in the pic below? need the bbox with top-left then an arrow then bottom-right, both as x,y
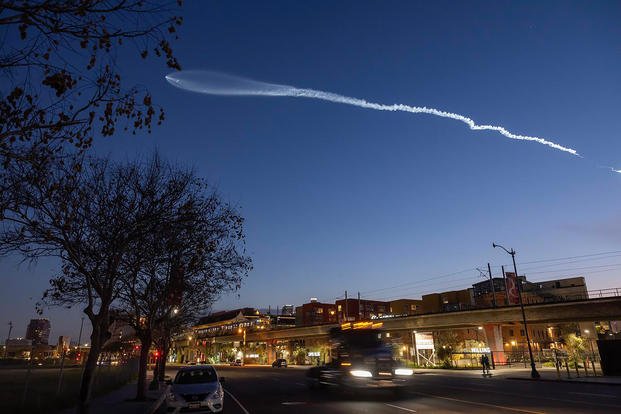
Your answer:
166,365 -> 224,413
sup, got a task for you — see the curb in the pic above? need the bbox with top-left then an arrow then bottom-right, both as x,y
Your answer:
147,384 -> 169,414
506,377 -> 621,386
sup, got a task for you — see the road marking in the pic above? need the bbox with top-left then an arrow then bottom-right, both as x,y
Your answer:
385,403 -> 417,412
224,389 -> 250,414
423,384 -> 621,408
282,402 -> 306,405
569,391 -> 617,398
409,391 -> 545,414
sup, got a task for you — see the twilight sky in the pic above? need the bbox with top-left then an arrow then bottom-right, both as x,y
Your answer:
2,0 -> 621,342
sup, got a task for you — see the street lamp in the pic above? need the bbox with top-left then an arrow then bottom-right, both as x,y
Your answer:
493,243 -> 540,379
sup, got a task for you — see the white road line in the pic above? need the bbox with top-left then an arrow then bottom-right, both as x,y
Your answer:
224,389 -> 250,414
409,391 -> 545,414
426,384 -> 621,408
282,402 -> 306,405
385,403 -> 417,412
569,391 -> 617,398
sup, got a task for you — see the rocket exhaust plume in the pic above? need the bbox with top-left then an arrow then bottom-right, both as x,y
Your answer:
165,70 -> 579,156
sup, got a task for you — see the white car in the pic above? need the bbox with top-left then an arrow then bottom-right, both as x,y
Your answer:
166,365 -> 225,413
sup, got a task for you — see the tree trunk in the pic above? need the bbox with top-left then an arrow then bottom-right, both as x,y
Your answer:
136,333 -> 152,401
158,338 -> 169,382
77,319 -> 107,414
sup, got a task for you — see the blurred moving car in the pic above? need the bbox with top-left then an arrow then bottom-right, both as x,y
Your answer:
166,365 -> 225,413
307,326 -> 412,394
271,358 -> 288,368
229,359 -> 242,366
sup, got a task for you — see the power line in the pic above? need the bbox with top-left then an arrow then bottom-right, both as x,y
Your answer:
518,249 -> 621,265
526,262 -> 621,275
359,268 -> 475,296
519,253 -> 621,272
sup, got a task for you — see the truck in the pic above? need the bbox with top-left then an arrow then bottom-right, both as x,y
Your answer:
306,324 -> 413,393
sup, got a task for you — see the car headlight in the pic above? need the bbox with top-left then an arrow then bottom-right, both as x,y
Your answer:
350,369 -> 373,378
395,368 -> 413,376
210,388 -> 223,400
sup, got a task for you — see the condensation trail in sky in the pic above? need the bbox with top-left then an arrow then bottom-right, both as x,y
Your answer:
165,70 -> 579,157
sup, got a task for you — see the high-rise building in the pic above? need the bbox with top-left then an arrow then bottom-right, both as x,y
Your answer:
57,336 -> 71,354
26,319 -> 51,345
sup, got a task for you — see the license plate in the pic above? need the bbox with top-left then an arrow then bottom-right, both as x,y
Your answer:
188,402 -> 201,409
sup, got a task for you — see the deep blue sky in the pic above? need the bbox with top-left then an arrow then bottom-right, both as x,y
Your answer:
2,1 -> 621,342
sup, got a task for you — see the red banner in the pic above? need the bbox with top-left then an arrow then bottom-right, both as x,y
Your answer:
505,272 -> 520,305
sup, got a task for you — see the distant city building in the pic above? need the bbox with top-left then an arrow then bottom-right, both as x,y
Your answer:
280,305 -> 295,316
389,299 -> 424,316
26,319 -> 51,345
5,338 -> 32,359
422,289 -> 473,313
295,300 -> 337,326
335,298 -> 390,322
472,275 -> 588,307
194,308 -> 268,338
270,314 -> 296,327
525,276 -> 587,301
57,336 -> 71,354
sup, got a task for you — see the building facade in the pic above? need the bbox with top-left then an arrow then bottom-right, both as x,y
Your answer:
25,319 -> 51,345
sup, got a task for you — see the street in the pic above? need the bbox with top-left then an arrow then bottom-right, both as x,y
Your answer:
164,365 -> 621,414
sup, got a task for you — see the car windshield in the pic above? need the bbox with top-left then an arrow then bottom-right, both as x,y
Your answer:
175,368 -> 217,384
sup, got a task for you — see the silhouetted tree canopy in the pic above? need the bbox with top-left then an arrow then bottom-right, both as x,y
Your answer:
0,0 -> 182,163
0,153 -> 251,412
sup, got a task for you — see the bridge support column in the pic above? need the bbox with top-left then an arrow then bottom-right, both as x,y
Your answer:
484,324 -> 506,365
266,339 -> 276,364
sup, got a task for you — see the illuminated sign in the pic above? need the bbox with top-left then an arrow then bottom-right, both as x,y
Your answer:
414,332 -> 434,350
308,351 -> 320,357
341,321 -> 383,330
470,348 -> 490,353
247,353 -> 259,358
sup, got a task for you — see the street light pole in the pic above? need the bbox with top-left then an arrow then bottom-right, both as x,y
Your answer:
493,243 -> 540,379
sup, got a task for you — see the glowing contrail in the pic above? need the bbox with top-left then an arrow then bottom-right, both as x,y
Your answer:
165,70 -> 579,156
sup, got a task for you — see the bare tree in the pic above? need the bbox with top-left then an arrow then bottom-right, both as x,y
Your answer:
0,154 -> 176,413
115,156 -> 251,399
0,0 -> 182,164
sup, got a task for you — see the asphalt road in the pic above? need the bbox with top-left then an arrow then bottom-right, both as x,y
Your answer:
165,366 -> 621,414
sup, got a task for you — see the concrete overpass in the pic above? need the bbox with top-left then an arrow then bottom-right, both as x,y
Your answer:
208,296 -> 621,343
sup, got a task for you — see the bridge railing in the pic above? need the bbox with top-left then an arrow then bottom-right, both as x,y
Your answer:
521,287 -> 621,305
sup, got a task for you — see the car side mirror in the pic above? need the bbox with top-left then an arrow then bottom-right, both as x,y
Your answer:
219,377 -> 225,384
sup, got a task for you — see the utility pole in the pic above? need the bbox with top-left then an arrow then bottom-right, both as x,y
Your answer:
344,291 -> 348,322
357,292 -> 361,320
487,263 -> 496,307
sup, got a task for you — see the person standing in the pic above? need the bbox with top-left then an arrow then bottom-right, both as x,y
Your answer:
481,354 -> 491,375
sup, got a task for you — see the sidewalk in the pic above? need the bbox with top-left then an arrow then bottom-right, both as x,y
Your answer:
413,366 -> 621,385
60,381 -> 166,414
